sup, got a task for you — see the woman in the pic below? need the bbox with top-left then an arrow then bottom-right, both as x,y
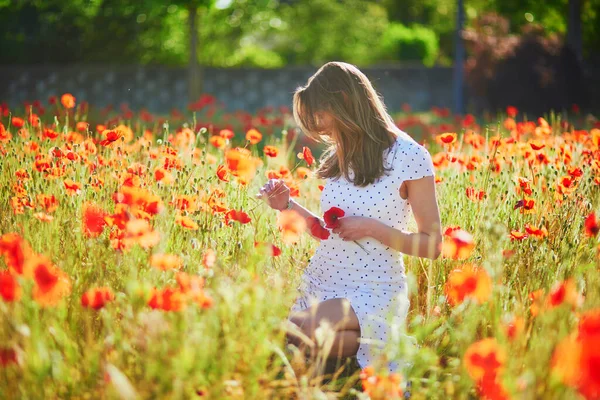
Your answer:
257,61 -> 442,372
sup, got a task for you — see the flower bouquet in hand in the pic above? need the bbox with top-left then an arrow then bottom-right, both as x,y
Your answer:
308,207 -> 370,254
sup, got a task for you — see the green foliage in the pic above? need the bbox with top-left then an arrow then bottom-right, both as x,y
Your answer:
379,23 -> 439,66
0,0 -> 598,67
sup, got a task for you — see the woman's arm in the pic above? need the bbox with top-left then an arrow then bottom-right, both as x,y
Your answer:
332,175 -> 442,259
257,179 -> 325,241
286,199 -> 326,242
368,175 -> 442,259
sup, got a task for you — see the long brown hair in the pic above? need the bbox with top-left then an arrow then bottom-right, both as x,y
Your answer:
293,61 -> 399,187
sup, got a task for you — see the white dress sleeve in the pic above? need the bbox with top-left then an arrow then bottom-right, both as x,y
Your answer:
396,141 -> 435,183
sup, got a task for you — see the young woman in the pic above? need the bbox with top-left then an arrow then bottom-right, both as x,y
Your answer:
257,61 -> 442,372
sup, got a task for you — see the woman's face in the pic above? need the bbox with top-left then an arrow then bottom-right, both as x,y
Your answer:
315,111 -> 335,137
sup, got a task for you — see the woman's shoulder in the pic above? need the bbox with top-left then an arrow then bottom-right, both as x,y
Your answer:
390,130 -> 435,179
392,130 -> 432,160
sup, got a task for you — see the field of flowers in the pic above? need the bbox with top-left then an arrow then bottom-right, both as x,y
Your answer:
0,94 -> 599,399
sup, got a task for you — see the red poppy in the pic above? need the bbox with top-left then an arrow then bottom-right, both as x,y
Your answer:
585,212 -> 599,237
82,202 -> 108,238
99,129 -> 122,146
301,146 -> 315,167
11,117 -> 24,128
225,209 -> 251,225
263,145 -> 279,158
245,129 -> 262,144
506,106 -> 518,118
0,271 -> 20,302
307,217 -> 330,240
323,207 -> 345,229
81,287 -> 115,309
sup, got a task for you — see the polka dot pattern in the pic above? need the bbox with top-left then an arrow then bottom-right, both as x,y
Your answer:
290,132 -> 435,372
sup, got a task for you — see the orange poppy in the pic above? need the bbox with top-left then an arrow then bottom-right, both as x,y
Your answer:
216,165 -> 229,182
546,278 -> 582,309
225,148 -> 257,180
175,214 -> 199,230
0,233 -> 33,275
61,93 -> 76,109
509,230 -> 528,241
123,219 -> 161,249
202,249 -> 216,269
148,287 -> 185,312
277,210 -> 307,244
552,309 -> 600,399
441,229 -> 475,259
150,254 -> 183,271
529,289 -> 545,317
81,287 -> 115,309
438,132 -> 457,145
154,167 -> 174,184
444,264 -> 492,306
209,135 -> 226,149
33,212 -> 54,223
28,254 -> 72,306
219,129 -> 234,139
263,145 -> 279,158
359,366 -> 403,400
63,179 -> 82,196
245,128 -> 262,144
225,209 -> 251,225
463,338 -> 506,381
295,167 -> 311,179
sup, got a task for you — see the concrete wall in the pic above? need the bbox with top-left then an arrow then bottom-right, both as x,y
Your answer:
0,65 -> 456,113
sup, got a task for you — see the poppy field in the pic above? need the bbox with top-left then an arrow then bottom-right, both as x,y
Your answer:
0,95 -> 599,399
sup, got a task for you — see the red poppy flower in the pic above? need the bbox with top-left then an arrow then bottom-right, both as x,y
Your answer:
585,212 -> 599,237
225,209 -> 251,225
323,207 -> 345,229
81,287 -> 114,309
0,271 -> 20,302
307,217 -> 330,240
301,146 -> 315,167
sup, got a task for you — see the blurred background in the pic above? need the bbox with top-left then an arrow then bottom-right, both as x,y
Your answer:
0,0 -> 599,116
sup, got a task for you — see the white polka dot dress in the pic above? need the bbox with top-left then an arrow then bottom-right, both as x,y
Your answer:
290,130 -> 436,372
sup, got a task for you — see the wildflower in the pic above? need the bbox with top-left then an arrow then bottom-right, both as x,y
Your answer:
441,229 -> 475,259
359,366 -> 403,400
297,146 -> 315,167
245,129 -> 262,144
28,254 -> 71,306
323,207 -> 345,229
175,215 -> 199,230
202,249 -> 216,269
263,145 -> 278,158
225,209 -> 251,225
61,93 -> 76,109
307,217 -> 330,240
464,338 -> 509,400
0,271 -> 20,302
81,287 -> 115,309
585,212 -> 599,237
277,210 -> 307,244
0,233 -> 32,275
552,309 -> 600,399
150,254 -> 182,271
82,202 -> 108,238
444,264 -> 492,306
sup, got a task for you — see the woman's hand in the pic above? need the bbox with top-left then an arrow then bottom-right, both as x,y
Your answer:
256,179 -> 290,211
331,216 -> 377,241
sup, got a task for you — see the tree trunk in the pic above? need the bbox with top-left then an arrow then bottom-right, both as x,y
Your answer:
453,0 -> 465,114
188,4 -> 203,103
567,0 -> 583,63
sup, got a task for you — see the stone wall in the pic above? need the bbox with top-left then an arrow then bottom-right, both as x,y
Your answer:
0,65 -> 456,113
